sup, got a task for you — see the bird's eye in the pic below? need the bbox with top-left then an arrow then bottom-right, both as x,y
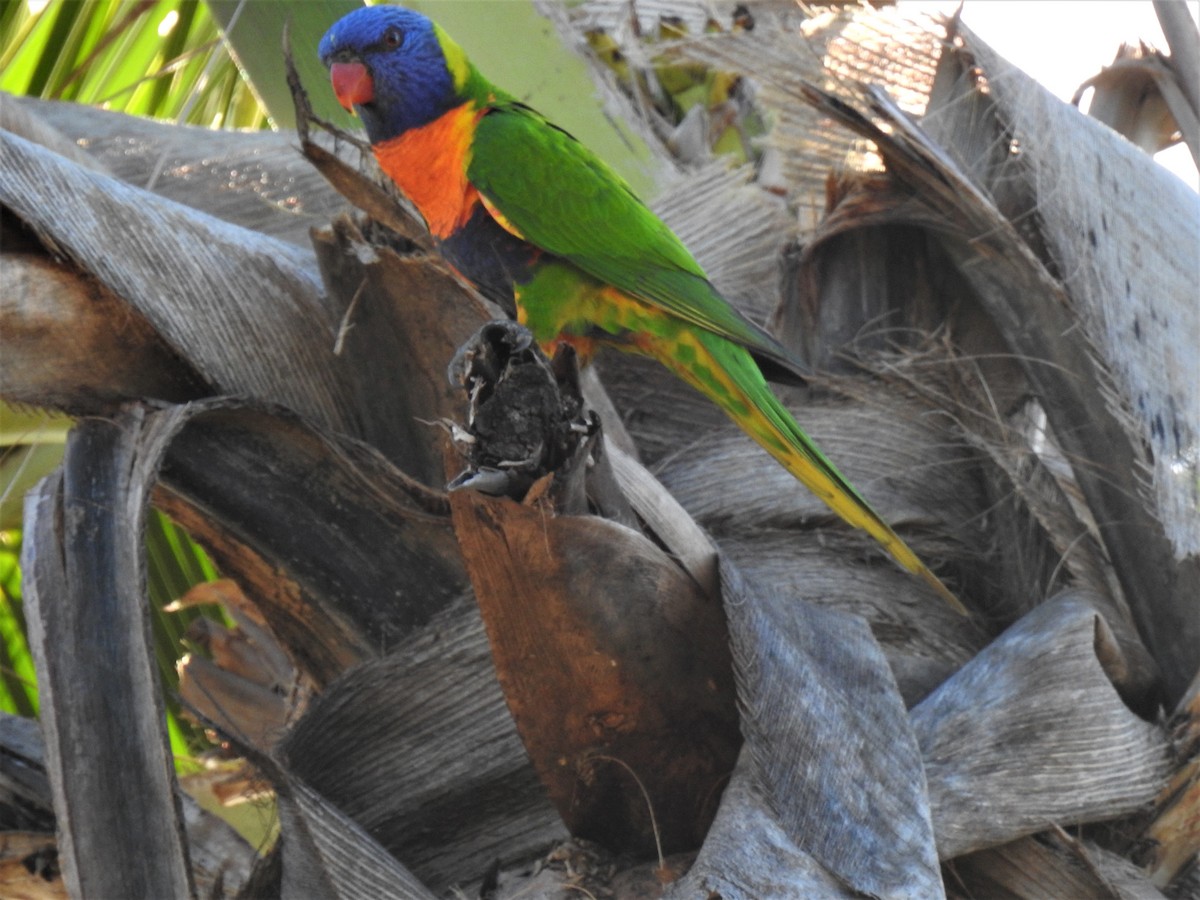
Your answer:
383,26 -> 404,48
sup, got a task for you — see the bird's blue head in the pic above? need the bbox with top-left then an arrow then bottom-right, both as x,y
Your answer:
319,6 -> 472,143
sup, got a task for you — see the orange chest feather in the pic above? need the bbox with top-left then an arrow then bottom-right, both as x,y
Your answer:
373,103 -> 482,239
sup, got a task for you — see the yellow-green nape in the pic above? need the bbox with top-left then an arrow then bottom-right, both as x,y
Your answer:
433,23 -> 470,90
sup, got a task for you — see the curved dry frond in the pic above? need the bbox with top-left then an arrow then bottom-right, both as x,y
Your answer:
914,595 -> 1172,858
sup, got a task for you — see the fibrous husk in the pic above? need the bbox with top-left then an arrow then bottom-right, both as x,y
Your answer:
276,600 -> 565,893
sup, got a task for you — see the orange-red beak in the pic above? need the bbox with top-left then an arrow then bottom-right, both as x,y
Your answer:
330,61 -> 374,111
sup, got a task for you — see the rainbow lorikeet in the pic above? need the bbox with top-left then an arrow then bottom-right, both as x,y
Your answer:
319,6 -> 966,614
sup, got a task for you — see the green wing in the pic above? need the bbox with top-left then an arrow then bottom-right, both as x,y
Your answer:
467,103 -> 806,377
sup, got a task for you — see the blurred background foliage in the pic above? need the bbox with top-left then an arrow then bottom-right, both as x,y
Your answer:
1,0 -> 272,128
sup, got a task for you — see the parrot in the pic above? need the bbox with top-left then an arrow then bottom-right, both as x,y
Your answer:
318,6 -> 967,615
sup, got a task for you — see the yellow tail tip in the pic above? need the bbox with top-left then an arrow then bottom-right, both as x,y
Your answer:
919,566 -> 969,616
